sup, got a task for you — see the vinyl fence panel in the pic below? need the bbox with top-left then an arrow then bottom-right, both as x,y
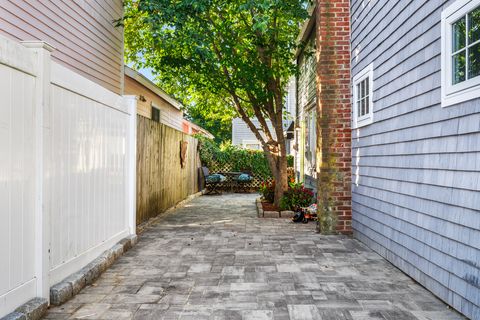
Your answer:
0,34 -> 136,318
0,34 -> 39,318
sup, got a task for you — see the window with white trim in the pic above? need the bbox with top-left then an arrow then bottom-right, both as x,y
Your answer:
353,64 -> 374,128
442,0 -> 480,107
242,140 -> 261,150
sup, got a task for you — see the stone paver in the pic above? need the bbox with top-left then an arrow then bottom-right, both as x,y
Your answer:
44,194 -> 464,320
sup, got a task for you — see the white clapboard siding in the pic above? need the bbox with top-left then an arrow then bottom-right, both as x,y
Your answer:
0,35 -> 38,317
231,118 -> 276,148
351,0 -> 480,319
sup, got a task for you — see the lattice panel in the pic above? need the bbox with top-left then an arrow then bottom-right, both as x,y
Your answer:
207,163 -> 294,192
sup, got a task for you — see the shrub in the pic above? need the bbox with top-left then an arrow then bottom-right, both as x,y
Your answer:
280,182 -> 315,211
259,180 -> 275,203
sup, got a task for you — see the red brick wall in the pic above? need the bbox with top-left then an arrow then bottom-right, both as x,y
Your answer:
315,0 -> 352,234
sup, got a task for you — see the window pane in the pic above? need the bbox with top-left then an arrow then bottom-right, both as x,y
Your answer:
365,96 -> 369,114
453,51 -> 466,84
468,6 -> 480,44
357,99 -> 361,116
469,42 -> 480,79
453,16 -> 466,52
356,83 -> 361,102
361,98 -> 366,116
151,107 -> 160,122
361,80 -> 365,99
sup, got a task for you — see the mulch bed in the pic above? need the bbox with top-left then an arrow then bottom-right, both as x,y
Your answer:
261,201 -> 280,212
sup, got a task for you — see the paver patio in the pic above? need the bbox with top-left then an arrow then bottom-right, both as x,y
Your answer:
44,194 -> 464,320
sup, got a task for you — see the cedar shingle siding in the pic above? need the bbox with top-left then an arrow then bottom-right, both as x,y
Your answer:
351,0 -> 480,318
0,1 -> 123,94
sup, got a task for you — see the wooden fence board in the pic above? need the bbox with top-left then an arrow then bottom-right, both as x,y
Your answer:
136,115 -> 201,225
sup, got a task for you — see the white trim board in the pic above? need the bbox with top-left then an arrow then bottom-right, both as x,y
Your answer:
441,0 -> 480,107
352,63 -> 374,128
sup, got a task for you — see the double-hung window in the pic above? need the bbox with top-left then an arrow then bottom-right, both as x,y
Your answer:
353,64 -> 374,128
442,0 -> 480,106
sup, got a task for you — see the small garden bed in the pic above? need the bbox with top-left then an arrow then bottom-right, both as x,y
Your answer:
257,179 -> 316,220
256,198 -> 294,218
261,201 -> 280,212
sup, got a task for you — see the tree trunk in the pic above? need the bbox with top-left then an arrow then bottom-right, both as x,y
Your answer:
263,123 -> 289,207
229,87 -> 289,207
273,153 -> 288,208
264,152 -> 288,208
274,156 -> 288,206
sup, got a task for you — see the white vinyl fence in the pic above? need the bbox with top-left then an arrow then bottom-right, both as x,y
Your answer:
0,35 -> 136,317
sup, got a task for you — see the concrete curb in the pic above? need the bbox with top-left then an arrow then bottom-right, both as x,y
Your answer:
2,298 -> 48,320
256,197 -> 264,217
256,197 -> 294,219
49,234 -> 138,306
280,211 -> 295,218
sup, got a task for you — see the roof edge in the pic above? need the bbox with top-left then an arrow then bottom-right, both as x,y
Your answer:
124,65 -> 183,110
295,4 -> 317,58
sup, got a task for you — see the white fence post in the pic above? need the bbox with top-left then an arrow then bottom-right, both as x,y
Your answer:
124,95 -> 137,235
22,41 -> 54,301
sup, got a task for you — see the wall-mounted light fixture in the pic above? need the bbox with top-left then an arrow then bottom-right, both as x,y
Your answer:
138,95 -> 147,102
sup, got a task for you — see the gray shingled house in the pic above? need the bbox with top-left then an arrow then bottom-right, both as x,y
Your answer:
351,0 -> 480,319
293,16 -> 317,191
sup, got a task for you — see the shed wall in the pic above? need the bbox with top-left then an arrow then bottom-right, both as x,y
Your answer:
124,76 -> 184,131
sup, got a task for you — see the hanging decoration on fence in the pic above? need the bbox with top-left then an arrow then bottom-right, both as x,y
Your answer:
180,141 -> 188,168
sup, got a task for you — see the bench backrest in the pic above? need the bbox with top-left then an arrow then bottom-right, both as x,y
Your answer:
201,166 -> 210,178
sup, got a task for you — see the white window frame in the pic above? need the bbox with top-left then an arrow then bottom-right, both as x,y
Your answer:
352,64 -> 374,128
307,110 -> 316,156
242,140 -> 261,150
441,0 -> 480,107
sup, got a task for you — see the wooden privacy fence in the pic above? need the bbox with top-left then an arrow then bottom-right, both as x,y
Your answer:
137,115 -> 201,225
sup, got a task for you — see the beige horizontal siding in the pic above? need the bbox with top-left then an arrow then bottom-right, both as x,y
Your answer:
124,76 -> 184,132
0,0 -> 123,94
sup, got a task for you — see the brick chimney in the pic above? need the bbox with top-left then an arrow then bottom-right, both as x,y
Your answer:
314,0 -> 352,234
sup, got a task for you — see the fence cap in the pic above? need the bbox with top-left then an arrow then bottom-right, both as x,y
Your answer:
21,41 -> 55,52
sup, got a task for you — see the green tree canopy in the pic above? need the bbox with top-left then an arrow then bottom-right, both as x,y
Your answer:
122,0 -> 309,204
182,91 -> 236,144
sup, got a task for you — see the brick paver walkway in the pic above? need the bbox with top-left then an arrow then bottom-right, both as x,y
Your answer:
45,194 -> 464,319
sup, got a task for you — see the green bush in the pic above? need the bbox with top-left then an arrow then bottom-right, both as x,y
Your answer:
196,135 -> 293,180
280,182 -> 315,211
259,180 -> 275,203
